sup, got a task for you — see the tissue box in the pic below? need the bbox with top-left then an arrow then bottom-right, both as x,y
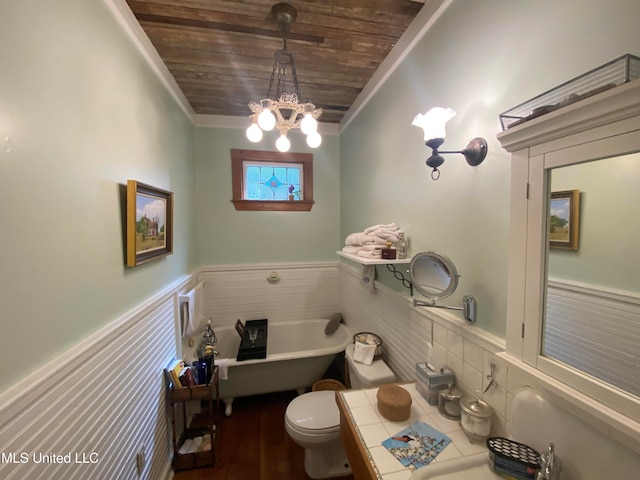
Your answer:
415,363 -> 454,405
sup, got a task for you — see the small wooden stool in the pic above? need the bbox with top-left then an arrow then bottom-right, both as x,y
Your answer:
376,384 -> 412,421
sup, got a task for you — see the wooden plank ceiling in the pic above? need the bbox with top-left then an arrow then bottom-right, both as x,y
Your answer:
125,0 -> 425,123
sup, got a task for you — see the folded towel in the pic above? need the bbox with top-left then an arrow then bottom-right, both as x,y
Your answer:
357,250 -> 381,259
353,341 -> 377,365
345,232 -> 373,246
179,282 -> 204,337
367,229 -> 399,243
361,244 -> 382,252
361,264 -> 376,292
364,223 -> 398,235
341,245 -> 361,254
217,358 -> 232,380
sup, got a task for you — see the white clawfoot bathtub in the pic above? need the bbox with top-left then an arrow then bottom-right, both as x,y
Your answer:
210,319 -> 350,416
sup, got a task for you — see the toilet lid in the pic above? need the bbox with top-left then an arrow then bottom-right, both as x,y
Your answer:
286,391 -> 339,431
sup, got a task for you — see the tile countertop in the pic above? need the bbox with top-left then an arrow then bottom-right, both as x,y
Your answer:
338,383 -> 488,480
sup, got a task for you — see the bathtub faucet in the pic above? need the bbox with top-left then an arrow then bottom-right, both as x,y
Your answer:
204,318 -> 217,346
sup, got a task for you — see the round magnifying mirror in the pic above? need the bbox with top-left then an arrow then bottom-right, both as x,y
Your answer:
409,251 -> 460,301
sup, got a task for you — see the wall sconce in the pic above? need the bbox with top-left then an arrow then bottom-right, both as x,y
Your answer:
412,107 -> 488,180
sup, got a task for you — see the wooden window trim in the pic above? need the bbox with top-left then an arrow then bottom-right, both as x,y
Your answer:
231,149 -> 314,211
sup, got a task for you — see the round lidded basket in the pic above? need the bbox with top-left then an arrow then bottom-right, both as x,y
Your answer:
312,379 -> 346,392
353,332 -> 383,360
377,384 -> 412,421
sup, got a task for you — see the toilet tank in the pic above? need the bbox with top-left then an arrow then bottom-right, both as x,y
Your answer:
345,344 -> 396,388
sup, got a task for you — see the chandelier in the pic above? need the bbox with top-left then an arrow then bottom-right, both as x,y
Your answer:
246,3 -> 322,152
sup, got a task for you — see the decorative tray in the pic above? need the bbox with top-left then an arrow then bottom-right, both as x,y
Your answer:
499,53 -> 640,130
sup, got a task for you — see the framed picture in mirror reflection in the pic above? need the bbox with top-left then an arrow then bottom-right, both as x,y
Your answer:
549,189 -> 580,250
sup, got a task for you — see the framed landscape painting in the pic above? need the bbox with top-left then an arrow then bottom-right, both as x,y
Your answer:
126,180 -> 174,266
549,189 -> 580,251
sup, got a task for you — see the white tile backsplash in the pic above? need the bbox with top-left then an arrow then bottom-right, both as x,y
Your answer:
433,322 -> 448,347
447,330 -> 464,359
461,362 -> 483,394
483,383 -> 507,418
483,351 -> 507,388
463,340 -> 484,369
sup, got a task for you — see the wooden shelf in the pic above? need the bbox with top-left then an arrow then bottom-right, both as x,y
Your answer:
336,251 -> 412,265
168,367 -> 219,472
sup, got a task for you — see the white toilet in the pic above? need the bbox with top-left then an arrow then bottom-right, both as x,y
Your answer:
284,344 -> 396,479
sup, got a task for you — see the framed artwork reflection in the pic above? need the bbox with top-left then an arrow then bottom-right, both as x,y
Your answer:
549,189 -> 580,251
126,180 -> 174,266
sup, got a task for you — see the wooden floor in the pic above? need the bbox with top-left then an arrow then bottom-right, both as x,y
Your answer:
173,390 -> 355,480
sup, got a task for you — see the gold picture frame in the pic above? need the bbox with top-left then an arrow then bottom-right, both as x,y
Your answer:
549,189 -> 580,251
126,180 -> 174,266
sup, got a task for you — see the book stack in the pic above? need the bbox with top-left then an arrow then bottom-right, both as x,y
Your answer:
166,359 -> 202,389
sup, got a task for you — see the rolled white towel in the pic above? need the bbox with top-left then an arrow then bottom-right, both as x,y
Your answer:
192,436 -> 203,450
341,245 -> 361,254
353,341 -> 377,365
178,439 -> 195,455
364,223 -> 398,235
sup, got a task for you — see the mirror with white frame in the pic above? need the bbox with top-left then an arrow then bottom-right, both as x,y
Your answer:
497,78 -> 640,425
544,152 -> 640,398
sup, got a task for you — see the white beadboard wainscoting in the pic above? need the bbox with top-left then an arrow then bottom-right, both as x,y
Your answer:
195,262 -> 341,330
0,276 -> 190,480
545,278 -> 640,397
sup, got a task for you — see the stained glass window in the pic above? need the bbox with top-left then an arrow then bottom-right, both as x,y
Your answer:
230,149 -> 314,212
244,163 -> 303,200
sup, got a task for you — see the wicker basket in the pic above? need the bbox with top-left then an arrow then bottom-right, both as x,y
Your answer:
312,379 -> 346,392
377,384 -> 412,421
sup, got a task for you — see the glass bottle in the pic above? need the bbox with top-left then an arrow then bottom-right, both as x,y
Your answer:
396,232 -> 407,259
198,318 -> 218,383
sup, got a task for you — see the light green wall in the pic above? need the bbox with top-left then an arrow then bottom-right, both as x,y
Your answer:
549,153 -> 640,291
340,0 -> 640,336
195,128 -> 340,263
0,0 -> 197,389
2,0 -> 639,390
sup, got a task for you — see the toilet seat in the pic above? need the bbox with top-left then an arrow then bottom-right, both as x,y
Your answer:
285,391 -> 340,435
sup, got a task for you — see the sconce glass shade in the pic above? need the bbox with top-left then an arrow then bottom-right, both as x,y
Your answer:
412,107 -> 456,141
